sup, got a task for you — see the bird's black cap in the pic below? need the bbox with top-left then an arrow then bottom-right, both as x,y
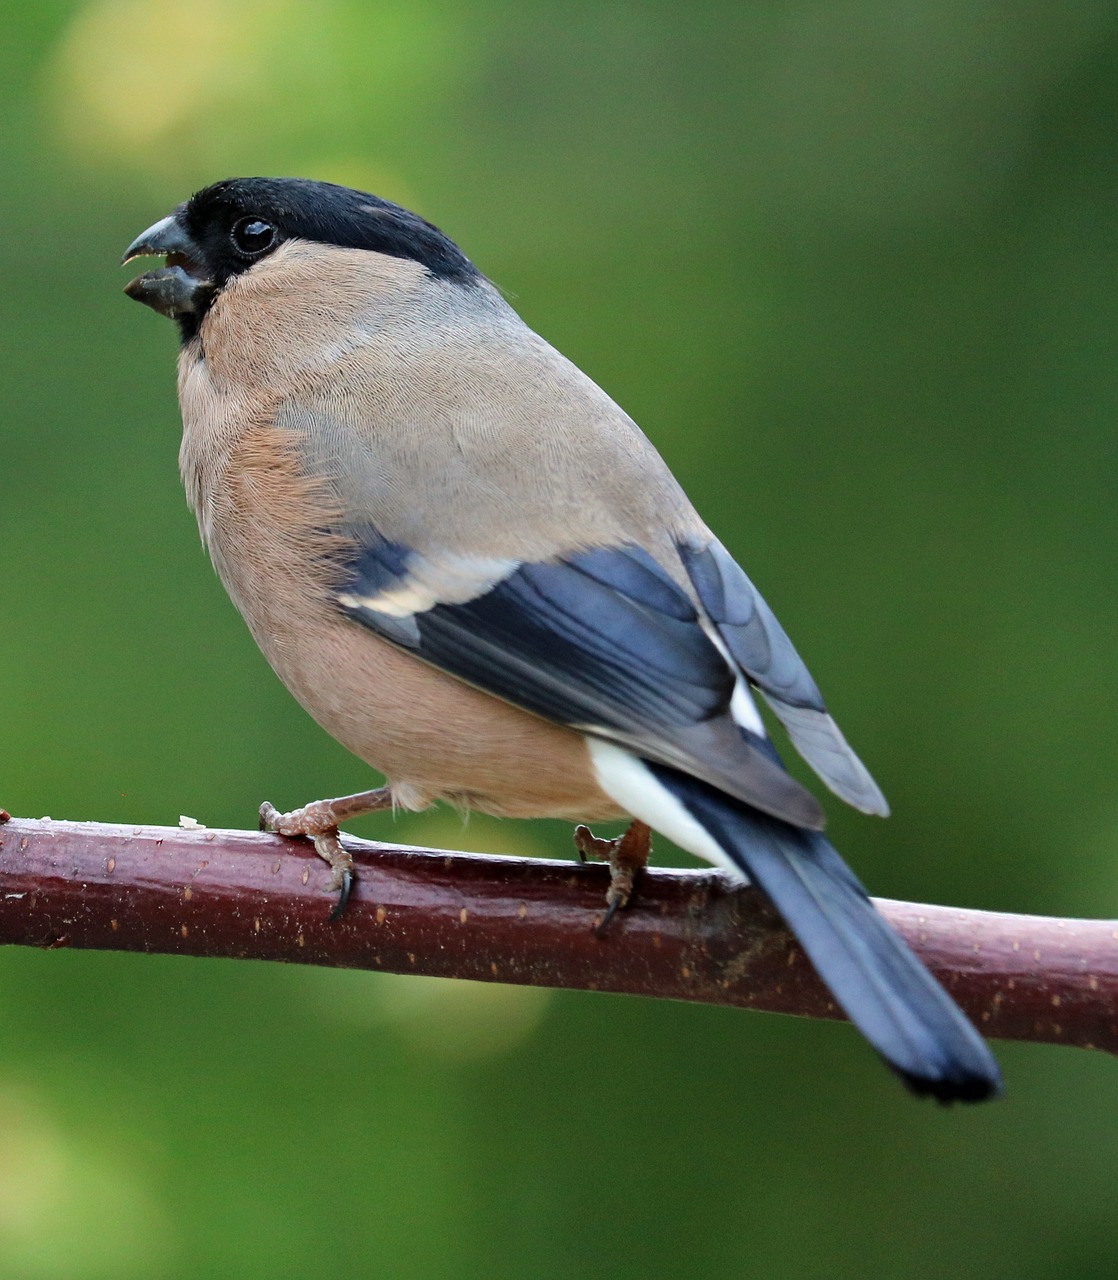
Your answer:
180,176 -> 480,287
123,177 -> 481,339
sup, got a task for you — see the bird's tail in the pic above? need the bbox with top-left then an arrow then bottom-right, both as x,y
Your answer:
650,764 -> 1003,1102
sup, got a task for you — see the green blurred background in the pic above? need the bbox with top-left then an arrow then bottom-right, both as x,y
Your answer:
1,1 -> 1116,1275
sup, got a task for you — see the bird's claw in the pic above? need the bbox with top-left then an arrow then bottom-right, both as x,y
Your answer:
259,799 -> 356,919
595,893 -> 625,937
573,820 -> 652,934
328,868 -> 354,922
573,823 -> 615,863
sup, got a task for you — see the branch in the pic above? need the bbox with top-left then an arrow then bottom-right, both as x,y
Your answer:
0,814 -> 1114,1054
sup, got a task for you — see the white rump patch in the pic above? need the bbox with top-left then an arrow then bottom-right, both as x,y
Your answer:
586,739 -> 747,883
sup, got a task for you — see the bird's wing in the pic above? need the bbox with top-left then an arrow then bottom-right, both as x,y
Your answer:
274,290 -> 883,823
335,531 -> 825,830
678,538 -> 889,816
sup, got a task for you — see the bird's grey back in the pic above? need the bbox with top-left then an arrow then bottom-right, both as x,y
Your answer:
249,244 -> 708,566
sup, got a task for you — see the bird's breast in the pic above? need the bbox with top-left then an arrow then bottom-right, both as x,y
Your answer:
173,343 -> 622,822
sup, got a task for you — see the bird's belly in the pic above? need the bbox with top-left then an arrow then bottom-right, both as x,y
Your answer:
188,413 -> 623,822
257,608 -> 625,821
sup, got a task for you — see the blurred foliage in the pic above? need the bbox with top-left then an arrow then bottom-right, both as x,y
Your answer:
1,1 -> 1117,1275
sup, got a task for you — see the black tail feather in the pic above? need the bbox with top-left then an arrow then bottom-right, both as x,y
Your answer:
652,765 -> 1003,1102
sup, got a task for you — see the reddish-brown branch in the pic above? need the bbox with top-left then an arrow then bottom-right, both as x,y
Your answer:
0,814 -> 1114,1054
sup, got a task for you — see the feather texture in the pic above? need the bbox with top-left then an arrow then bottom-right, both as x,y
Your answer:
646,763 -> 1000,1101
338,537 -> 824,830
680,538 -> 889,815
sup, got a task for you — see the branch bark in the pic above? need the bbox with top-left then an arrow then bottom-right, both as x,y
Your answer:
0,814 -> 1114,1055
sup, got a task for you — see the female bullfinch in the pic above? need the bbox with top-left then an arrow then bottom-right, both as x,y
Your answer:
123,177 -> 1001,1102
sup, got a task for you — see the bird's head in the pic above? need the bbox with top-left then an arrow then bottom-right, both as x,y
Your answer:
122,177 -> 478,340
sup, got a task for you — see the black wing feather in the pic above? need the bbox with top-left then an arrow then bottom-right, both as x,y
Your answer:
337,534 -> 823,828
678,538 -> 824,708
679,538 -> 890,816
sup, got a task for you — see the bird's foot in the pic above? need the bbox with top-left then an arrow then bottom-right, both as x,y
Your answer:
573,819 -> 652,934
259,787 -> 392,920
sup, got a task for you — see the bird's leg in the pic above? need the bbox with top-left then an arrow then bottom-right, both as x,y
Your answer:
259,787 -> 392,919
573,819 -> 652,933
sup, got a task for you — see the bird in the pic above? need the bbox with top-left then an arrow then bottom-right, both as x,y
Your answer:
122,176 -> 1002,1102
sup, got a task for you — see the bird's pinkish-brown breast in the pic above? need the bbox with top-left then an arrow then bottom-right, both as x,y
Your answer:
176,338 -> 624,822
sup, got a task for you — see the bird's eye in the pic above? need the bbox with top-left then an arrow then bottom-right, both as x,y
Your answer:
231,217 -> 277,257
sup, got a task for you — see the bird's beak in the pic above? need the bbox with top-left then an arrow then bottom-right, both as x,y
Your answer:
122,214 -> 213,320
